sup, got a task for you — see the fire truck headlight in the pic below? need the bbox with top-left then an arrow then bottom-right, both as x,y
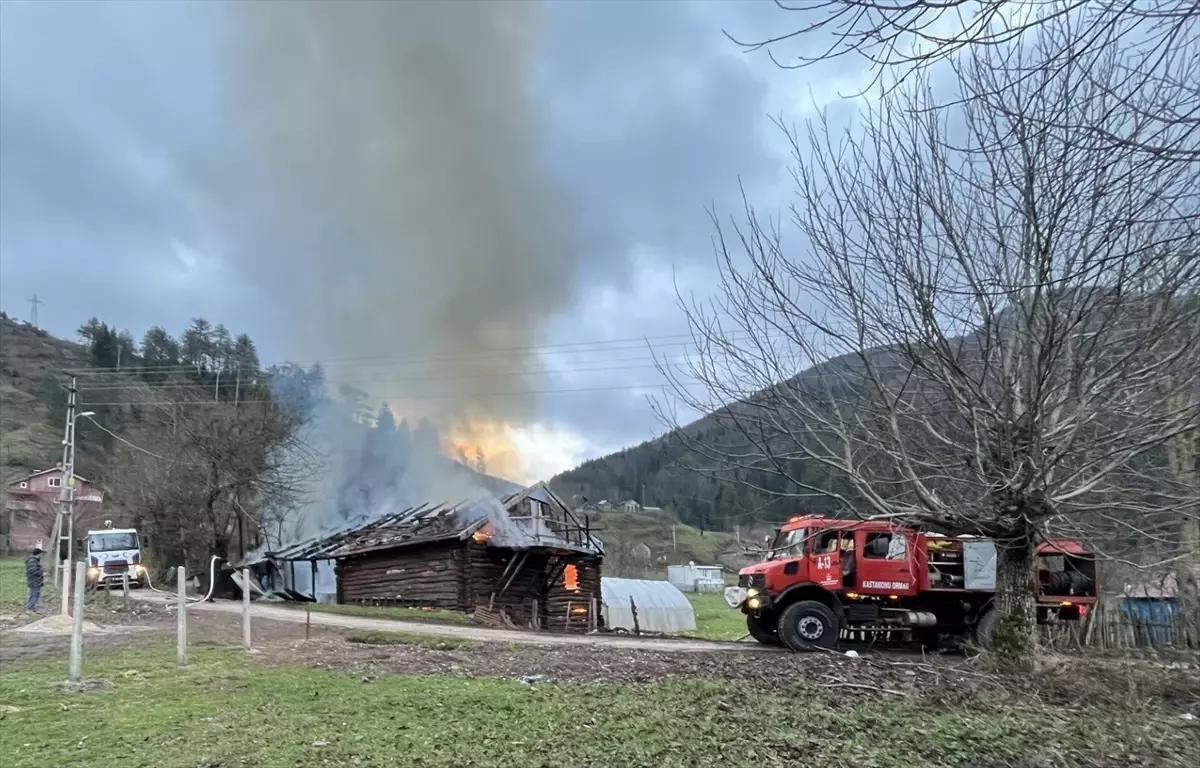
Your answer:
747,597 -> 762,610
746,588 -> 759,598
87,567 -> 100,579
133,564 -> 145,574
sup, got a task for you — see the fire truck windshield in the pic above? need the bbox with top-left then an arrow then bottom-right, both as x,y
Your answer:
767,528 -> 807,560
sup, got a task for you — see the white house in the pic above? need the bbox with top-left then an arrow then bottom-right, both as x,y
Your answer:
667,563 -> 725,593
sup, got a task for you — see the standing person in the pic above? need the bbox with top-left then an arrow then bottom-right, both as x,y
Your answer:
24,546 -> 44,613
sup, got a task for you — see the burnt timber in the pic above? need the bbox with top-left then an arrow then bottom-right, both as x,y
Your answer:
259,482 -> 604,633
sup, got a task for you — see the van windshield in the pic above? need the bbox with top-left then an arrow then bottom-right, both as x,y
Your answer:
767,528 -> 807,560
89,533 -> 138,552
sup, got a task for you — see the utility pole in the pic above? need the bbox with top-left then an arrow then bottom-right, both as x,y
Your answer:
27,294 -> 43,326
50,377 -> 76,591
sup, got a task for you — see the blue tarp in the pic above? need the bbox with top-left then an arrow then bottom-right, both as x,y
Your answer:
1120,597 -> 1179,647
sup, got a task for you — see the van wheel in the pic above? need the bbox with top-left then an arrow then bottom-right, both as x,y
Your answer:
777,600 -> 839,651
746,614 -> 780,646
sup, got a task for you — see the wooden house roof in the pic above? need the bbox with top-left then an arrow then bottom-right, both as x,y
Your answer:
255,482 -> 603,564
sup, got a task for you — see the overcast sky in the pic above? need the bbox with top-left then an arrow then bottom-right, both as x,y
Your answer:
0,0 -> 874,482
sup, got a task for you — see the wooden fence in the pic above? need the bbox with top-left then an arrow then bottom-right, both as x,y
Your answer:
1039,596 -> 1198,651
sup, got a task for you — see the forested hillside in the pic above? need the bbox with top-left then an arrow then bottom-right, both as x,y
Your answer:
550,379 -> 853,535
0,314 -> 518,570
0,314 -> 92,478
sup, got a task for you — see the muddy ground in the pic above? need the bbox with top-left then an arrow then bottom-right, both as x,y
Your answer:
2,605 -> 1196,716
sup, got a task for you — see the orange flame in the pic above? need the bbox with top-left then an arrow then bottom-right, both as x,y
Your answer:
472,523 -> 495,543
441,419 -> 527,482
571,606 -> 588,615
563,564 -> 580,591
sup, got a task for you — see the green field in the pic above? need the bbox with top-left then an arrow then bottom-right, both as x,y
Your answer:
2,645 -> 1185,768
0,555 -> 59,614
285,591 -> 747,642
284,601 -> 477,626
686,591 -> 746,641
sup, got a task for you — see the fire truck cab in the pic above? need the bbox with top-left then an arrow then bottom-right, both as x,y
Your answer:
725,515 -> 1097,651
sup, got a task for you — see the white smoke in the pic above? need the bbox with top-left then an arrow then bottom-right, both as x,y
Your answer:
213,1 -> 577,538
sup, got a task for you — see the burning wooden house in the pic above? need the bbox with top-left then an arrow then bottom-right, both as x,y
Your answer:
259,482 -> 603,633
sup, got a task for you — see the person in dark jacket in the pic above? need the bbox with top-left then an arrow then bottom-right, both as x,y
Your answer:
25,547 -> 44,613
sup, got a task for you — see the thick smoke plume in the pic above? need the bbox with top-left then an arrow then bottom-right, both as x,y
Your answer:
227,0 -> 576,427
219,0 -> 576,544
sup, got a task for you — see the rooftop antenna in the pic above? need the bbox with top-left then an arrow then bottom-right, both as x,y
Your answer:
28,294 -> 43,326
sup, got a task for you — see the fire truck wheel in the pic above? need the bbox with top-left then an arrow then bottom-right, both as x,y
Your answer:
777,600 -> 839,651
974,608 -> 998,650
746,614 -> 780,646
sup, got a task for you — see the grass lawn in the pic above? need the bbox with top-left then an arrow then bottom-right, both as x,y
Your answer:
0,555 -> 59,614
2,645 -> 1184,768
687,591 -> 746,641
285,592 -> 750,643
282,601 -> 477,626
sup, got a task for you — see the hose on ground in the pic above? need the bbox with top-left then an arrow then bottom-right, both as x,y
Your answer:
142,555 -> 222,605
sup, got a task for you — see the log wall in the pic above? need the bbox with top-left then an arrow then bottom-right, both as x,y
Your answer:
543,555 -> 602,633
335,540 -> 604,634
338,542 -> 466,609
464,541 -> 546,627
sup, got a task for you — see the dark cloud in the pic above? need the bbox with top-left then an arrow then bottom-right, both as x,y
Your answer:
0,0 -> 247,334
0,0 -> 856,474
538,0 -> 782,287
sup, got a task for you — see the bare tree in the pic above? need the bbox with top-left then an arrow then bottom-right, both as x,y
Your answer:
101,376 -> 320,574
732,1 -> 1199,161
657,30 -> 1200,658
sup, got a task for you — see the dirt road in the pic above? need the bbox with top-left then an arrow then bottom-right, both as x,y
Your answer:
130,592 -> 765,653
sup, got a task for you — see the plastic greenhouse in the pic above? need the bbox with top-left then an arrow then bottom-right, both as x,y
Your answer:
601,577 -> 696,634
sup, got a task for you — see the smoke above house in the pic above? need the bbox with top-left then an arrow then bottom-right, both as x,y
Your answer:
226,0 -> 575,420
218,1 -> 578,535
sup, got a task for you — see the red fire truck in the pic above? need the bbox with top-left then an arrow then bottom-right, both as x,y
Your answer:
724,515 -> 1097,651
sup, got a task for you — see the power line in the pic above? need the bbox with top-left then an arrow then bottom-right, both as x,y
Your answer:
71,358 -> 699,393
71,328 -> 799,375
81,414 -> 174,462
76,382 -> 695,408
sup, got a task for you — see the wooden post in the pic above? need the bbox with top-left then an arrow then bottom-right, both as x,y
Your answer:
60,558 -> 72,617
531,598 -> 539,630
68,561 -> 86,682
176,566 -> 188,666
590,597 -> 598,632
629,596 -> 640,636
305,604 -> 311,641
241,568 -> 252,650
122,573 -> 130,612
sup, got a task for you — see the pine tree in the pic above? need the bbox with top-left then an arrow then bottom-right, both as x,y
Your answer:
141,327 -> 181,367
181,318 -> 214,373
232,334 -> 260,374
211,324 -> 234,373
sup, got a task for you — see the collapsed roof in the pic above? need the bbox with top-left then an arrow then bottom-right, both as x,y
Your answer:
241,481 -> 603,566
